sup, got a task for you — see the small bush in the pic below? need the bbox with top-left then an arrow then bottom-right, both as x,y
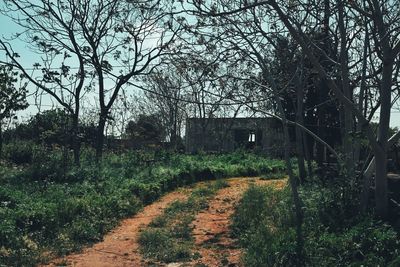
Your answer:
3,141 -> 35,164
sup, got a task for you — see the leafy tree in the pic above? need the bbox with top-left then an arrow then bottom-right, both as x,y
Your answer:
26,109 -> 71,146
5,108 -> 98,150
125,114 -> 165,145
0,65 -> 28,157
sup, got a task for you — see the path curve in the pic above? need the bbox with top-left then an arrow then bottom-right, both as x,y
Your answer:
43,188 -> 191,267
42,178 -> 286,267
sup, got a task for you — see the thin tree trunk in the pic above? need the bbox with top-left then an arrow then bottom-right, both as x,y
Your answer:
303,133 -> 313,178
0,120 -> 3,159
394,145 -> 400,171
338,0 -> 355,177
278,98 -> 304,265
71,114 -> 80,166
296,84 -> 306,183
172,105 -> 178,150
264,70 -> 304,264
375,148 -> 388,217
96,115 -> 107,162
354,25 -> 369,165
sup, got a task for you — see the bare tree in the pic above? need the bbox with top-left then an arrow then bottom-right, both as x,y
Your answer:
74,0 -> 181,160
0,0 -> 95,165
187,0 -> 400,217
142,63 -> 188,149
269,0 -> 400,218
1,0 -> 183,161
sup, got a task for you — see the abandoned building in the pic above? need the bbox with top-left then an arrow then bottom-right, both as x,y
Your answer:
185,117 -> 287,154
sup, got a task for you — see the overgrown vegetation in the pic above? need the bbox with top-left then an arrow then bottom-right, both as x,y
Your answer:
232,184 -> 400,267
0,144 -> 284,266
138,179 -> 228,263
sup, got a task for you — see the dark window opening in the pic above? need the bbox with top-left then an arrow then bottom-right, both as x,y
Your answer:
234,129 -> 259,150
248,132 -> 256,142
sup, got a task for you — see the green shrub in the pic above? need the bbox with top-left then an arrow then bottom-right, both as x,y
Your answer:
28,149 -> 67,182
3,141 -> 35,164
232,184 -> 400,267
307,218 -> 400,266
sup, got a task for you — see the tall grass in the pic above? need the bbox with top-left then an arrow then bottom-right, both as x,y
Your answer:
231,184 -> 400,266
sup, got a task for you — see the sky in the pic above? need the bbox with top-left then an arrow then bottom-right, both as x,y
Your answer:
0,7 -> 400,130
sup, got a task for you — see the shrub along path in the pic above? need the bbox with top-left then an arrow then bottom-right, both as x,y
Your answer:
43,177 -> 286,267
43,187 -> 193,267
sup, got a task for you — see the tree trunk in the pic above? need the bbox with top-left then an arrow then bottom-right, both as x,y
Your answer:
264,70 -> 304,264
71,114 -> 81,166
374,49 -> 393,217
394,145 -> 400,171
375,148 -> 388,218
303,134 -> 313,178
171,107 -> 178,150
316,119 -> 324,167
279,100 -> 304,265
360,131 -> 400,213
96,116 -> 107,162
0,120 -> 3,159
296,84 -> 306,183
316,82 -> 325,168
354,25 -> 369,165
338,0 -> 355,177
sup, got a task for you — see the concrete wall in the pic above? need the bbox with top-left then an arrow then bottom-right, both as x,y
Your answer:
185,117 -> 285,155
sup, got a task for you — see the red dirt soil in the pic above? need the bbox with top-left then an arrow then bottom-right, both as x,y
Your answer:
187,178 -> 286,267
42,188 -> 191,267
42,178 -> 286,267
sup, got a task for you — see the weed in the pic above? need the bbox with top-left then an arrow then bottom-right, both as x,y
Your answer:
214,178 -> 229,189
171,216 -> 194,239
138,228 -> 191,262
148,215 -> 167,228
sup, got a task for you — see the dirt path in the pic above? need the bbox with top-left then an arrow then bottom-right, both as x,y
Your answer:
43,178 -> 286,267
43,188 -> 192,267
187,178 -> 286,267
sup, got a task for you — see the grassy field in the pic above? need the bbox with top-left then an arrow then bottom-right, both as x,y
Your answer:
0,144 -> 285,266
